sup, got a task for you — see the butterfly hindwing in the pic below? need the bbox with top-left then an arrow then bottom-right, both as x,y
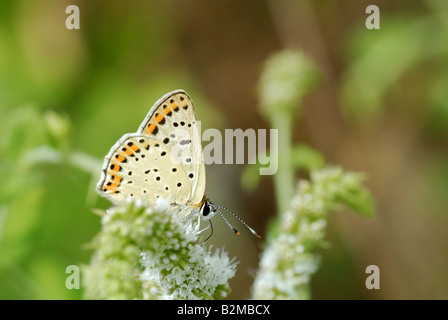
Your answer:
97,133 -> 191,205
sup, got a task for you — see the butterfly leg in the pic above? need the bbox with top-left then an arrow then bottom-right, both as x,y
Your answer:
202,220 -> 214,243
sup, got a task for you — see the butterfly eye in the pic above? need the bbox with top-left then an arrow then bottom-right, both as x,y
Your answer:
201,202 -> 210,217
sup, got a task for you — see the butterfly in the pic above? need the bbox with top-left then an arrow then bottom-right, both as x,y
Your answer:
96,89 -> 260,239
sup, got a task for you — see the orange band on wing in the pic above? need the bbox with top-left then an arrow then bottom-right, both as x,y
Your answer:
110,164 -> 121,172
163,106 -> 172,115
146,123 -> 158,134
115,154 -> 126,162
155,113 -> 165,124
103,175 -> 122,192
129,144 -> 140,152
122,147 -> 133,156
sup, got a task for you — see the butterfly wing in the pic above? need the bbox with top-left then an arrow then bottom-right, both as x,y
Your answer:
96,133 -> 191,205
136,90 -> 206,206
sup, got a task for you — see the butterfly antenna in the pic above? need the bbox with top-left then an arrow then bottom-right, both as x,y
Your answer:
212,203 -> 261,239
212,205 -> 240,236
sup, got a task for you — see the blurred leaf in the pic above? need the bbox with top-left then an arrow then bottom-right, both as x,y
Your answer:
426,74 -> 448,135
329,171 -> 376,219
335,182 -> 376,218
28,255 -> 77,300
341,16 -> 446,121
241,144 -> 325,192
291,144 -> 325,171
0,107 -> 50,267
43,111 -> 71,148
0,188 -> 44,269
241,160 -> 263,192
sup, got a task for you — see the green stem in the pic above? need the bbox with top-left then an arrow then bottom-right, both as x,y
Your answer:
271,111 -> 295,215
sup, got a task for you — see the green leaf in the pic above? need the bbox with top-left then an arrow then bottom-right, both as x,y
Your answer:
291,144 -> 326,171
241,161 -> 263,192
335,182 -> 376,218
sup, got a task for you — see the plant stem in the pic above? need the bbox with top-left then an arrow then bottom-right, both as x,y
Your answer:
271,111 -> 295,215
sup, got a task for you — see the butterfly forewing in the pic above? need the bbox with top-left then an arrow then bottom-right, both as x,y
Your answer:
136,90 -> 206,206
97,134 -> 191,205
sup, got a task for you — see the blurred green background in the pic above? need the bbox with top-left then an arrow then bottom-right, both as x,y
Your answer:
1,0 -> 448,299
